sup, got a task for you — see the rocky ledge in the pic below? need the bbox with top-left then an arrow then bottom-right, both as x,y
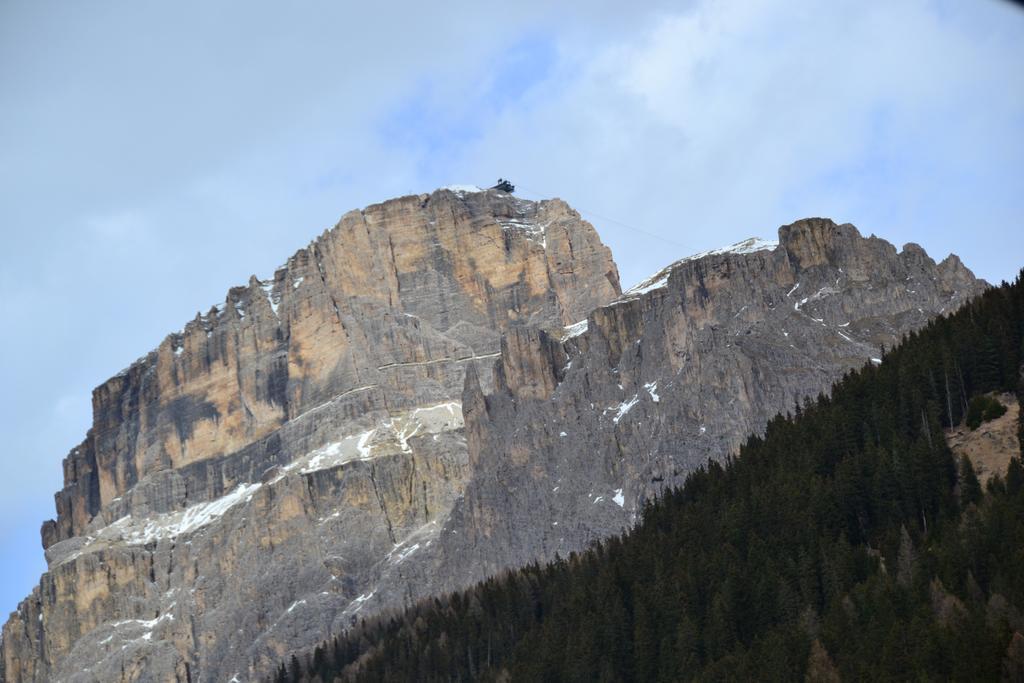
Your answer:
1,187 -> 619,683
349,218 -> 986,636
1,211 -> 985,682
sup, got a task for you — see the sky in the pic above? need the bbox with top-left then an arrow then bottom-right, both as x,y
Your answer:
0,0 -> 1022,620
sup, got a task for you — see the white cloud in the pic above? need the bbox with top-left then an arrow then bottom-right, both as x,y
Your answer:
438,0 -> 1024,287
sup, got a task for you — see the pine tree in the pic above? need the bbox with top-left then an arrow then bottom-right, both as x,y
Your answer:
1006,457 -> 1023,496
958,455 -> 982,506
271,274 -> 1024,682
288,654 -> 303,682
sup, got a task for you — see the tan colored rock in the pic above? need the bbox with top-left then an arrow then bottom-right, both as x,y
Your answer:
400,218 -> 987,624
3,188 -> 619,683
496,328 -> 567,401
45,189 -> 618,547
1,212 -> 989,683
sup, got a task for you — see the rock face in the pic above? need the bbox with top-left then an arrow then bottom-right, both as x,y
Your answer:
0,187 -> 619,683
337,219 -> 987,623
2,208 -> 984,683
43,188 -> 618,549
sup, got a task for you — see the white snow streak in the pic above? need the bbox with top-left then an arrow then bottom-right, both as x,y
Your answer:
612,395 -> 640,424
376,352 -> 500,371
392,543 -> 420,564
562,319 -> 589,341
261,280 -> 280,317
498,217 -> 549,248
55,483 -> 263,567
135,484 -> 259,543
622,237 -> 777,298
299,401 -> 463,475
443,184 -> 482,194
107,613 -> 175,644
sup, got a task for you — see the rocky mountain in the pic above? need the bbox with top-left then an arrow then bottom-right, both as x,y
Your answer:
302,270 -> 1024,682
398,219 -> 985,597
1,194 -> 983,682
309,217 -> 985,630
0,187 -> 619,683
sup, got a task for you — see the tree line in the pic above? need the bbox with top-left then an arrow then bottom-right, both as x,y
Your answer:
273,270 -> 1024,681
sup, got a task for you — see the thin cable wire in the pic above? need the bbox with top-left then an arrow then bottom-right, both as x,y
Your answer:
512,182 -> 689,249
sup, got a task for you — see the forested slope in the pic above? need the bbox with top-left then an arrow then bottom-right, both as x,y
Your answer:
279,271 -> 1024,682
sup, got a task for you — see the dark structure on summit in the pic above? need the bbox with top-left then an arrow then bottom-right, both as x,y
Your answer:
492,178 -> 515,193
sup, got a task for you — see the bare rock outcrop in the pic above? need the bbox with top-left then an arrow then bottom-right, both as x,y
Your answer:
368,219 -> 987,612
1,187 -> 619,683
2,209 -> 986,683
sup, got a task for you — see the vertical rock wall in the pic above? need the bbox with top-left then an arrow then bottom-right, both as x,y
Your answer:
2,188 -> 619,683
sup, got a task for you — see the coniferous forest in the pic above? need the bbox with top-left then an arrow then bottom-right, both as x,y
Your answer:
275,272 -> 1024,682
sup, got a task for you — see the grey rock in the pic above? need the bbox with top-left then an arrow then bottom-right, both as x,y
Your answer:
1,188 -> 619,683
352,218 -> 987,629
1,212 -> 984,683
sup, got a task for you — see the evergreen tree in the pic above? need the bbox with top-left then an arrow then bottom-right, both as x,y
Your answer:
958,455 -> 982,506
274,274 -> 1024,682
288,654 -> 303,682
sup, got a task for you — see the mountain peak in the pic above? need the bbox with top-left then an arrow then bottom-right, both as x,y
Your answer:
2,201 -> 987,683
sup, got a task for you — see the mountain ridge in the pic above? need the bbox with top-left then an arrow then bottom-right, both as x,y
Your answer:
293,270 -> 1024,682
2,194 -> 987,682
357,216 -> 984,617
3,187 -> 620,683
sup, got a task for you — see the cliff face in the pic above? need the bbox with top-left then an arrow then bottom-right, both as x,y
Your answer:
46,188 -> 618,548
2,206 -> 985,683
1,188 -> 619,683
344,219 -> 986,620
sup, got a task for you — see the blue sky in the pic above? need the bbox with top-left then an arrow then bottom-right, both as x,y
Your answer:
0,0 -> 1022,620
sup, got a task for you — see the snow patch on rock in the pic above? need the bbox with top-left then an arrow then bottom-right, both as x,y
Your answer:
622,237 -> 778,298
443,184 -> 482,194
562,319 -> 589,341
299,401 -> 463,475
57,484 -> 262,565
612,395 -> 640,424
